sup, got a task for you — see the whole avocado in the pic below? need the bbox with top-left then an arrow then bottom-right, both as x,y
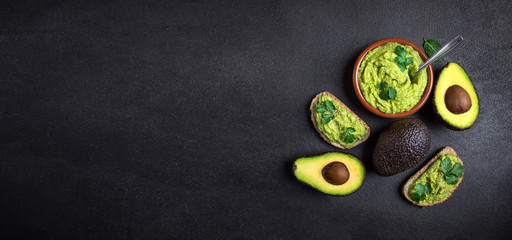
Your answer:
373,118 -> 430,176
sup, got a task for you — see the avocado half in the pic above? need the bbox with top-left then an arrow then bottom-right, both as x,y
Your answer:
293,152 -> 365,196
433,62 -> 479,130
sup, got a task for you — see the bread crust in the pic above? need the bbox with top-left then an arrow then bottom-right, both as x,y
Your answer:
310,91 -> 370,149
402,146 -> 465,207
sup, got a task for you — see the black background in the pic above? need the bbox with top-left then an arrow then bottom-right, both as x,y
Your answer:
1,0 -> 511,239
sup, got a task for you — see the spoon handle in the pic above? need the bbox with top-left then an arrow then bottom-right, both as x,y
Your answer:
414,36 -> 464,76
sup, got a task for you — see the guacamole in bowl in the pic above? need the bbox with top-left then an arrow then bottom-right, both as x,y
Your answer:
358,42 -> 428,114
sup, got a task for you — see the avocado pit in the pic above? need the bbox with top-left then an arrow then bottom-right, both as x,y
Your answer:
445,85 -> 472,114
322,161 -> 350,185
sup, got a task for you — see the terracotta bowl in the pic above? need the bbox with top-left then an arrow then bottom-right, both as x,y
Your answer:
352,38 -> 434,118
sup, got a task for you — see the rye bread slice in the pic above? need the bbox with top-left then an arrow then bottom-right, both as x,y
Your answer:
310,91 -> 370,149
402,146 -> 464,207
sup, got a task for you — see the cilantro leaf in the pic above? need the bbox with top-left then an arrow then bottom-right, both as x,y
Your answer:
379,89 -> 390,100
342,127 -> 356,143
451,163 -> 464,178
325,100 -> 335,112
414,183 -> 424,193
394,56 -> 404,64
410,191 -> 421,202
410,182 -> 432,202
423,38 -> 445,62
394,46 -> 413,72
388,88 -> 397,100
316,100 -> 337,124
377,81 -> 388,90
406,57 -> 413,65
445,173 -> 459,185
316,107 -> 327,113
377,81 -> 397,101
395,46 -> 407,58
315,102 -> 325,112
441,158 -> 452,174
321,114 -> 333,124
441,157 -> 464,185
397,63 -> 406,72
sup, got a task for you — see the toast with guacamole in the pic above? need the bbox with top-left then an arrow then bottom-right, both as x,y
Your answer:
310,91 -> 370,149
403,146 -> 465,207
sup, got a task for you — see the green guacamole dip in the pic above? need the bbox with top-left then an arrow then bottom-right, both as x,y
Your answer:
314,95 -> 366,148
358,42 -> 428,114
410,154 -> 459,204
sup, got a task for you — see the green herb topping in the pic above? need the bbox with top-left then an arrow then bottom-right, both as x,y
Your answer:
394,46 -> 413,72
423,38 -> 444,62
315,100 -> 336,124
376,81 -> 397,100
410,182 -> 432,202
441,157 -> 464,185
342,127 -> 356,143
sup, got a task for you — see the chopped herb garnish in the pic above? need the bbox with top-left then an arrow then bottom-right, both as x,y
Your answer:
410,182 -> 432,202
377,81 -> 397,100
342,127 -> 356,143
316,100 -> 336,124
394,46 -> 414,72
440,157 -> 465,185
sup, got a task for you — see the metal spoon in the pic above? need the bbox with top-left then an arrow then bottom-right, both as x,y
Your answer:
412,35 -> 464,77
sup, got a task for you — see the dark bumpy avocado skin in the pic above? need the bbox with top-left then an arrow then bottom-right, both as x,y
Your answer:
433,62 -> 479,131
372,118 -> 430,176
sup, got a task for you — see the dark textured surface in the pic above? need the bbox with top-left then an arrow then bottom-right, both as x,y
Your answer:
1,0 -> 511,239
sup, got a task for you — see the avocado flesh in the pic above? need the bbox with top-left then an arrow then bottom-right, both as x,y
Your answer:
293,152 -> 365,195
373,118 -> 430,176
434,62 -> 479,130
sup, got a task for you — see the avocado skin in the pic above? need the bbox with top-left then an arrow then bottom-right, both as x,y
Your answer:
372,118 -> 430,176
293,152 -> 365,196
433,62 -> 479,131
